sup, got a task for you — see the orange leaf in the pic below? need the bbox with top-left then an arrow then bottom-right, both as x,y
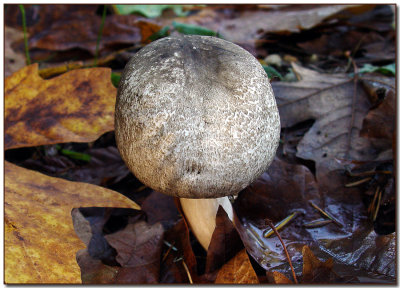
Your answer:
215,249 -> 259,284
5,64 -> 116,150
302,245 -> 334,283
4,161 -> 140,283
266,271 -> 293,284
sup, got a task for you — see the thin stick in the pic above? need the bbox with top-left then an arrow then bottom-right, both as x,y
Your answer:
309,201 -> 343,227
19,4 -> 31,65
182,260 -> 193,284
265,218 -> 298,284
372,188 -> 382,221
345,177 -> 372,187
263,211 -> 300,238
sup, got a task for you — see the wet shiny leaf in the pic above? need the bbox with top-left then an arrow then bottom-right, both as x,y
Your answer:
4,161 -> 140,284
5,64 -> 116,150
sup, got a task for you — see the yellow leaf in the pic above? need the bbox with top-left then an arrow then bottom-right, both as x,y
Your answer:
4,161 -> 140,284
215,249 -> 259,284
5,63 -> 116,150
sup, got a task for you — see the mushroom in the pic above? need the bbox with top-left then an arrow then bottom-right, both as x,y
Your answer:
115,35 -> 280,250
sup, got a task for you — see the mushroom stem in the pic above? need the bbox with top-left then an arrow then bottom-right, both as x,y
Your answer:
180,196 -> 233,250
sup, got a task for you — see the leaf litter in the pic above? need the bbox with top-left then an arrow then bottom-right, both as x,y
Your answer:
4,3 -> 396,284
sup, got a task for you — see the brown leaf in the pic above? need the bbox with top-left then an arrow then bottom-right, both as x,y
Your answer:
104,221 -> 164,284
4,161 -> 140,283
215,249 -> 259,284
141,190 -> 180,229
266,271 -> 293,284
5,64 -> 116,150
29,14 -> 143,55
172,5 -> 365,49
205,206 -> 244,276
302,245 -> 334,283
233,157 -> 320,272
5,26 -> 26,78
361,87 -> 395,143
273,63 -> 377,170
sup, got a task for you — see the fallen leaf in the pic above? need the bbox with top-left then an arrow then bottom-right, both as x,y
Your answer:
205,206 -> 244,276
104,221 -> 164,284
141,190 -> 180,229
160,219 -> 197,284
28,14 -> 144,55
273,62 -> 378,170
4,161 -> 140,284
171,5 -> 365,48
214,249 -> 259,284
360,86 -> 395,143
233,157 -> 396,283
5,26 -> 26,77
5,64 -> 116,150
266,271 -> 293,284
301,245 -> 334,283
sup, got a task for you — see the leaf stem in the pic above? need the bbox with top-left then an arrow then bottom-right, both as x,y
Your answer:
19,4 -> 31,65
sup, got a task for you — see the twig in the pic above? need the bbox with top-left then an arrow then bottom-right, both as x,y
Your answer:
372,188 -> 382,221
19,4 -> 31,65
265,218 -> 298,284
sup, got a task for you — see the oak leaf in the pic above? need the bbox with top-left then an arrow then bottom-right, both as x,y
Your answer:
5,64 -> 116,150
4,161 -> 140,284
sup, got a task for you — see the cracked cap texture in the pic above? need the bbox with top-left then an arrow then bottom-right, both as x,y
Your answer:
115,35 -> 280,198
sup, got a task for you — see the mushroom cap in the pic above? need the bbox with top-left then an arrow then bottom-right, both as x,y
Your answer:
115,35 -> 280,198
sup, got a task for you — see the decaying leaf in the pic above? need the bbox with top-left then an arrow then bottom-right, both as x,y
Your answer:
273,62 -> 378,170
361,87 -> 395,144
301,245 -> 334,283
266,271 -> 293,284
171,5 -> 367,48
5,64 -> 116,150
205,206 -> 244,277
104,221 -> 164,284
4,161 -> 140,284
214,249 -> 259,284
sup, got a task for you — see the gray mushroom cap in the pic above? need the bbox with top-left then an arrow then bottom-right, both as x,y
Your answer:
115,35 -> 280,198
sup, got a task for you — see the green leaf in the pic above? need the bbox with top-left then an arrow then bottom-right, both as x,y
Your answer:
113,4 -> 188,18
111,72 -> 121,88
262,65 -> 283,80
357,63 -> 395,76
60,149 -> 91,162
148,26 -> 170,42
172,21 -> 220,37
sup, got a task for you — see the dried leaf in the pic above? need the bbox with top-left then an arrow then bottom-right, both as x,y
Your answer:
173,5 -> 364,47
5,64 -> 116,150
273,63 -> 377,170
361,88 -> 395,142
104,221 -> 164,284
302,245 -> 334,283
4,161 -> 140,283
205,206 -> 243,275
141,191 -> 180,229
266,271 -> 293,284
215,249 -> 259,284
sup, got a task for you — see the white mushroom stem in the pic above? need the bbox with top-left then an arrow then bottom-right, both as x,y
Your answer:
180,196 -> 233,251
